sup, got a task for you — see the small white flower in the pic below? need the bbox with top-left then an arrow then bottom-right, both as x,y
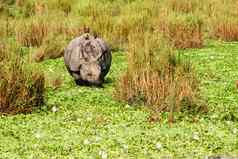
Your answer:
192,132 -> 200,140
95,136 -> 102,142
123,144 -> 128,150
156,143 -> 162,150
86,117 -> 92,121
226,121 -> 231,125
125,104 -> 131,108
99,150 -> 107,159
210,56 -> 214,60
49,68 -> 53,72
233,128 -> 238,134
35,132 -> 43,139
211,114 -> 217,119
76,118 -> 81,122
51,106 -> 58,113
83,139 -> 90,145
204,155 -> 209,159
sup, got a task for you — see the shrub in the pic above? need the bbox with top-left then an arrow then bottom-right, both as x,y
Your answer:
0,42 -> 45,114
115,30 -> 203,121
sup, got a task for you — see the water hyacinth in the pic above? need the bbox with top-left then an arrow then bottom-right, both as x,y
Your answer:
99,150 -> 108,159
192,132 -> 200,141
156,143 -> 162,150
83,139 -> 90,145
51,106 -> 58,113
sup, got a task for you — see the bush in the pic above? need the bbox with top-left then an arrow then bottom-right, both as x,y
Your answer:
0,42 -> 45,114
114,30 -> 203,121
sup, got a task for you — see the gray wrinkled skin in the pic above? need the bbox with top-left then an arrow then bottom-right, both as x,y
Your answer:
64,34 -> 112,86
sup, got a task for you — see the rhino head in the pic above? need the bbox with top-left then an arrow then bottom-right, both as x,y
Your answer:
72,62 -> 103,87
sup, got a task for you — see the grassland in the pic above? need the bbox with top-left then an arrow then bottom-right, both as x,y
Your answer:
0,41 -> 238,158
1,0 -> 238,158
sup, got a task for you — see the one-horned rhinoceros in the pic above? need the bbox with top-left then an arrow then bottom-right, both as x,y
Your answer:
64,34 -> 112,86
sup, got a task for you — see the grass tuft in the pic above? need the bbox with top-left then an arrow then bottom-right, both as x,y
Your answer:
212,20 -> 238,41
0,42 -> 45,115
115,31 -> 204,121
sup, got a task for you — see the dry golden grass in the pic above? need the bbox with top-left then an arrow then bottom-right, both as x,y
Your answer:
167,0 -> 200,13
156,14 -> 203,49
33,34 -> 66,62
0,43 -> 45,114
16,18 -> 49,47
212,21 -> 238,41
115,30 -> 203,121
205,0 -> 238,41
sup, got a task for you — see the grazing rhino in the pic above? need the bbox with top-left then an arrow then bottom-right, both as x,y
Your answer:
64,33 -> 112,86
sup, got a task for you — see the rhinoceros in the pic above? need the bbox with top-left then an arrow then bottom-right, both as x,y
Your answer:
64,34 -> 112,86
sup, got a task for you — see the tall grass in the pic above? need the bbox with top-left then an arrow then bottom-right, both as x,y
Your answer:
16,17 -> 49,47
0,42 -> 45,114
159,14 -> 203,49
33,33 -> 67,62
115,30 -> 203,121
212,20 -> 238,42
206,0 -> 238,41
166,0 -> 200,13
